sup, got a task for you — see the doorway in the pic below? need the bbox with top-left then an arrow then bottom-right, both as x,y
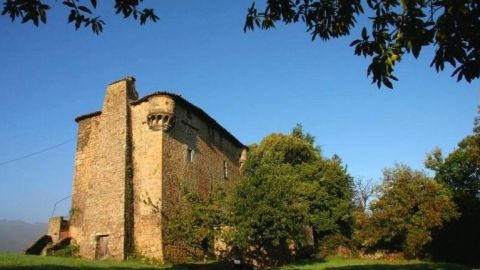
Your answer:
95,235 -> 109,259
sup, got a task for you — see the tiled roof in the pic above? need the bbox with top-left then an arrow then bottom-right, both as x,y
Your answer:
75,91 -> 245,148
74,111 -> 101,123
131,91 -> 245,148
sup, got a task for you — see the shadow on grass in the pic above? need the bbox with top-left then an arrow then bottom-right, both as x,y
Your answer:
0,255 -> 469,270
0,263 -> 470,270
172,261 -> 254,270
283,263 -> 470,270
324,264 -> 469,270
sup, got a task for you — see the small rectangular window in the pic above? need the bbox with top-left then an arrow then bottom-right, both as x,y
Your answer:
208,126 -> 215,140
187,148 -> 194,163
223,160 -> 228,179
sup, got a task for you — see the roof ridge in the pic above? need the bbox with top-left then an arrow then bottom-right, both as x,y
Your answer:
75,91 -> 246,148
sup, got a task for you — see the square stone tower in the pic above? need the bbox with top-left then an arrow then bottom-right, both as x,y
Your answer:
69,77 -> 247,261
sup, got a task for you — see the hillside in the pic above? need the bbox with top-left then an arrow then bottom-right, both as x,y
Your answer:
0,220 -> 47,252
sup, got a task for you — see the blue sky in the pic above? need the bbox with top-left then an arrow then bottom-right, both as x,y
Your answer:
0,1 -> 478,223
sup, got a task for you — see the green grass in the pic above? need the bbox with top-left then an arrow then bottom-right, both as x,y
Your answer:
0,253 -> 170,270
278,257 -> 470,270
0,253 -> 471,270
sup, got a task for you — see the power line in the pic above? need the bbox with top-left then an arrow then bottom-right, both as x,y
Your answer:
51,195 -> 72,218
0,137 -> 75,167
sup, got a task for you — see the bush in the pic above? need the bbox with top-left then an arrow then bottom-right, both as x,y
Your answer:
318,233 -> 356,258
49,244 -> 79,257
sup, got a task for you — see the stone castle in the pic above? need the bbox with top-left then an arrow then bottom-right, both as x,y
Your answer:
66,77 -> 247,261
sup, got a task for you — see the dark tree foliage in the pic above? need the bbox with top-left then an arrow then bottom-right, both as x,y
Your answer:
244,0 -> 480,89
355,164 -> 457,259
291,123 -> 316,146
230,125 -> 354,265
425,112 -> 480,265
1,0 -> 158,34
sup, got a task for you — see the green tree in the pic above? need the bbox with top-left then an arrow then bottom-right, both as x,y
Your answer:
144,181 -> 233,263
229,125 -> 353,265
244,0 -> 480,88
231,157 -> 310,265
291,123 -> 315,146
1,0 -> 158,34
425,114 -> 480,264
296,155 -> 354,250
355,164 -> 458,258
162,188 -> 217,261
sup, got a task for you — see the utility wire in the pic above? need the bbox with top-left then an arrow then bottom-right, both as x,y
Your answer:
51,195 -> 72,218
0,137 -> 75,167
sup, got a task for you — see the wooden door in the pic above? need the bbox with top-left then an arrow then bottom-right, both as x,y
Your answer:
95,235 -> 109,259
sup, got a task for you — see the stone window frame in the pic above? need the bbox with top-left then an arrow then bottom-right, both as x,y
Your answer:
186,147 -> 194,163
208,125 -> 215,141
223,160 -> 228,179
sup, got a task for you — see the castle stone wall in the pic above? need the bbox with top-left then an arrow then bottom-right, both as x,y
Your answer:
48,217 -> 63,243
71,78 -> 246,262
70,114 -> 100,250
162,100 -> 244,259
72,79 -> 137,259
130,95 -> 174,261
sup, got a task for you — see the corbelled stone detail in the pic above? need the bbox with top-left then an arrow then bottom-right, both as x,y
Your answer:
147,112 -> 175,131
146,95 -> 176,131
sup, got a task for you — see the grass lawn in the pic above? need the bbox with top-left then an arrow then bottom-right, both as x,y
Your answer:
278,257 -> 470,270
0,253 -> 471,270
0,253 -> 173,270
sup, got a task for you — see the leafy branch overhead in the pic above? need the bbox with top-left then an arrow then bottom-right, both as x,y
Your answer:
244,0 -> 480,88
2,1 -> 478,89
1,0 -> 159,34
